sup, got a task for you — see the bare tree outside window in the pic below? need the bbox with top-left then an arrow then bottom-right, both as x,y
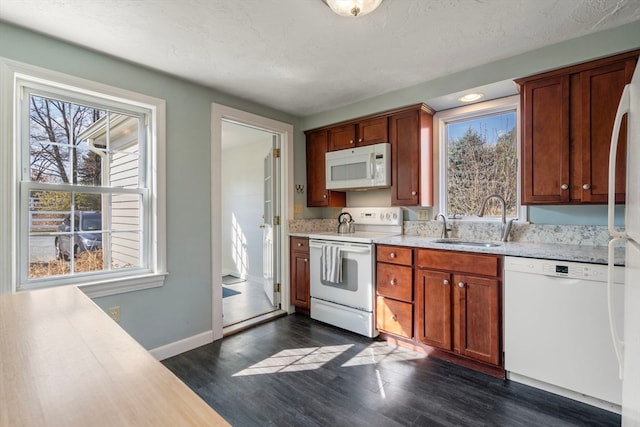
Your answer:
446,111 -> 517,217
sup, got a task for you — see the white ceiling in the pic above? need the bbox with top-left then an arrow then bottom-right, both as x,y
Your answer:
1,0 -> 639,116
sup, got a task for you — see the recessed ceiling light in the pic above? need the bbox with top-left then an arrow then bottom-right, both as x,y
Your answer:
458,93 -> 484,103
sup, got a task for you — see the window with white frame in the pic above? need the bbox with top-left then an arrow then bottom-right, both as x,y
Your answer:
436,96 -> 520,218
0,61 -> 166,296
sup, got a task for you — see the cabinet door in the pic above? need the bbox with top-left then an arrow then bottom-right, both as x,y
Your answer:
290,238 -> 310,310
357,117 -> 388,146
328,124 -> 356,151
390,110 -> 421,206
521,75 -> 571,204
579,58 -> 635,203
306,130 -> 346,207
416,269 -> 452,350
456,274 -> 500,366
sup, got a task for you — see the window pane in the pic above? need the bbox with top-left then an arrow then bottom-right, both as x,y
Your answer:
446,111 -> 517,217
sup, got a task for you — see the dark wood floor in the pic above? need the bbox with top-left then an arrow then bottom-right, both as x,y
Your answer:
163,314 -> 620,427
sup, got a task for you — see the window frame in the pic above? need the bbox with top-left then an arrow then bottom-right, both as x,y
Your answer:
433,95 -> 525,221
0,58 -> 167,297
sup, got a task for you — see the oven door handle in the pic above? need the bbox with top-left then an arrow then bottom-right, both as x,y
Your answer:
309,242 -> 371,254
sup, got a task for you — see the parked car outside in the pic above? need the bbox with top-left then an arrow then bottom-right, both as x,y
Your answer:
55,211 -> 102,260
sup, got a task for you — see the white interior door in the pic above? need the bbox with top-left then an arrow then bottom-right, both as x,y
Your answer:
262,135 -> 280,306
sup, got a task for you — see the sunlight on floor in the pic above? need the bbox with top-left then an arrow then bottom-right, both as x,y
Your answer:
232,342 -> 426,377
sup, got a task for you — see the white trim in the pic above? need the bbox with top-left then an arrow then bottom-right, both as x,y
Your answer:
433,95 -> 524,220
148,330 -> 214,361
211,103 -> 294,342
0,57 -> 167,296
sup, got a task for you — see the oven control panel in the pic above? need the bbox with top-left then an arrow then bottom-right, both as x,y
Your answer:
344,207 -> 402,226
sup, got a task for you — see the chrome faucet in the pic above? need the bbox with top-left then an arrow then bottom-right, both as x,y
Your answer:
476,194 -> 516,242
434,213 -> 449,238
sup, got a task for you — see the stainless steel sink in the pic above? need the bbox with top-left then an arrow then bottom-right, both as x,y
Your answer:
432,238 -> 502,248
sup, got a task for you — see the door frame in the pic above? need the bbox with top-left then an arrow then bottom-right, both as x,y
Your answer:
211,103 -> 294,341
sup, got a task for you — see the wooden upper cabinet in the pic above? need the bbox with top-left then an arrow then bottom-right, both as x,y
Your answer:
518,50 -> 638,205
579,58 -> 635,203
328,116 -> 388,151
305,129 -> 346,207
389,106 -> 433,206
520,75 -> 571,204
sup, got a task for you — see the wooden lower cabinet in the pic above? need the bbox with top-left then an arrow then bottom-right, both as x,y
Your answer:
415,249 -> 502,367
290,237 -> 310,314
376,245 -> 414,339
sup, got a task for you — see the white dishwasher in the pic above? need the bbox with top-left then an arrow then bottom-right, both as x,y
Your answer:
504,256 -> 624,412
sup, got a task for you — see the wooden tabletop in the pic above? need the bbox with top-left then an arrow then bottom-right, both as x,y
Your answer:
0,286 -> 230,427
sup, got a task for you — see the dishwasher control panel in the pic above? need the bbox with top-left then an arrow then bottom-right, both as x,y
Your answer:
504,256 -> 624,283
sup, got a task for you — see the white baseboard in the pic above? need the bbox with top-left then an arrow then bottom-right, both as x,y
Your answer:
149,330 -> 215,361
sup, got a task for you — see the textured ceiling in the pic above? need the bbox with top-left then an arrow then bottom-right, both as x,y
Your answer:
1,0 -> 639,116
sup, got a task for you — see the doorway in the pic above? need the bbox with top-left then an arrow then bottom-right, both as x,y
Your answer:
220,121 -> 279,329
211,104 -> 294,340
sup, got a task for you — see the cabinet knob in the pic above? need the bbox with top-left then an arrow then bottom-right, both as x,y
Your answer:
323,194 -> 327,198
304,258 -> 308,262
389,252 -> 396,258
458,282 -> 465,288
350,140 -> 354,144
297,242 -> 303,247
443,279 -> 449,285
411,191 -> 417,196
358,138 -> 363,143
391,315 -> 397,321
560,184 -> 568,190
390,278 -> 397,286
583,183 -> 591,190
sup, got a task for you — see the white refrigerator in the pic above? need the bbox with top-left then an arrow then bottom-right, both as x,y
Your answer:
608,61 -> 640,426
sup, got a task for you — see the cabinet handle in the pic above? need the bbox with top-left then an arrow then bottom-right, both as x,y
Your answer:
411,191 -> 417,196
323,194 -> 327,198
583,183 -> 591,190
390,278 -> 397,286
458,282 -> 465,288
358,138 -> 363,143
350,140 -> 354,144
443,279 -> 449,285
561,184 -> 569,190
297,242 -> 303,247
391,315 -> 397,321
389,252 -> 396,258
304,258 -> 308,262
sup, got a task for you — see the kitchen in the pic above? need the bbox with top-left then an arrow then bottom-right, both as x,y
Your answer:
1,1 -> 640,426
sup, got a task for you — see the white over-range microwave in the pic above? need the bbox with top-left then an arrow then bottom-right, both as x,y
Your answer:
325,142 -> 391,190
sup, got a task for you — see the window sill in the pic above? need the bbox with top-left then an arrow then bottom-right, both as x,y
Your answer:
78,272 -> 168,298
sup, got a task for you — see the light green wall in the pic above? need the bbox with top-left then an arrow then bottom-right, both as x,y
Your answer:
0,21 -> 300,350
295,20 -> 640,224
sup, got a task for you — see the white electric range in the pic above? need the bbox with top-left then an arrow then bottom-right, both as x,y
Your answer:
308,207 -> 403,337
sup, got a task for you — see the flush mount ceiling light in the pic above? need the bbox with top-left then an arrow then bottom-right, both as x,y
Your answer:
323,0 -> 383,17
458,93 -> 484,103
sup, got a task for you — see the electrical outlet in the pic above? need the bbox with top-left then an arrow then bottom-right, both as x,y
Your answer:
107,306 -> 121,323
417,209 -> 431,220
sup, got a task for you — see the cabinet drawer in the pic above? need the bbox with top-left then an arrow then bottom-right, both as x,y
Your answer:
290,237 -> 309,252
376,263 -> 412,301
377,245 -> 412,266
417,249 -> 500,277
376,296 -> 413,338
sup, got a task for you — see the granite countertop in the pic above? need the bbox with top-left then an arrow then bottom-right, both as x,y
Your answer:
290,232 -> 624,265
373,235 -> 624,266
